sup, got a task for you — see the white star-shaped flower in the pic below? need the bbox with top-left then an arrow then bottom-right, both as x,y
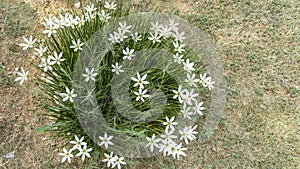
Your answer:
122,47 -> 135,60
82,67 -> 97,82
162,116 -> 178,132
172,85 -> 185,103
58,148 -> 74,163
118,21 -> 132,33
70,39 -> 84,51
49,51 -> 65,65
146,134 -> 160,152
112,155 -> 126,169
15,67 -> 29,85
183,59 -> 195,73
193,101 -> 205,115
150,21 -> 162,33
34,45 -> 47,57
39,57 -> 55,72
206,77 -> 215,90
148,32 -> 161,44
98,132 -> 114,149
180,104 -> 193,119
102,152 -> 116,168
19,35 -> 36,50
102,152 -> 117,168
84,4 -> 97,13
76,144 -> 93,162
185,73 -> 200,87
160,129 -> 178,142
173,53 -> 184,64
104,1 -> 117,10
172,30 -> 186,42
112,62 -> 124,75
173,41 -> 185,53
131,32 -> 142,42
131,72 -> 149,89
61,87 -> 77,102
182,89 -> 199,105
98,10 -> 112,22
70,135 -> 87,149
134,88 -> 150,102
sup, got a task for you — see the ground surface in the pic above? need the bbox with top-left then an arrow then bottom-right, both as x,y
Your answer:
0,0 -> 299,168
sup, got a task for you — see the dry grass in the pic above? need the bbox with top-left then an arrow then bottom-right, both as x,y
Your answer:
0,0 -> 299,168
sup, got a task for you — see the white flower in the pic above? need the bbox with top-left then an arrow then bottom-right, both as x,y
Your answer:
180,105 -> 193,119
179,126 -> 191,144
74,2 -> 81,8
187,125 -> 198,141
112,62 -> 124,75
146,134 -> 160,152
98,10 -> 111,22
134,88 -> 150,102
118,21 -> 132,33
183,59 -> 195,73
98,132 -> 114,149
42,24 -> 58,37
160,129 -> 177,142
76,144 -> 93,162
199,73 -> 215,90
159,139 -> 173,156
108,32 -> 119,44
84,4 -> 97,13
15,67 -> 29,85
19,35 -> 36,50
173,53 -> 184,64
53,14 -> 66,28
69,15 -> 79,29
112,155 -> 126,169
42,15 -> 55,28
150,22 -> 162,33
192,101 -> 205,115
122,47 -> 135,60
167,142 -> 187,160
148,32 -> 161,44
39,57 -> 55,72
34,45 -> 47,57
172,85 -> 185,103
49,51 -> 65,65
104,1 -> 117,10
159,25 -> 172,39
61,87 -> 77,102
131,72 -> 149,89
85,11 -> 96,21
82,67 -> 97,82
70,135 -> 87,149
78,15 -> 85,26
174,143 -> 187,160
116,29 -> 128,42
169,19 -> 179,32
70,39 -> 84,51
182,89 -> 199,105
199,73 -> 209,87
58,148 -> 74,163
173,41 -> 185,53
185,73 -> 200,87
206,77 -> 215,90
172,30 -> 186,42
131,32 -> 142,42
102,152 -> 117,168
167,142 -> 177,159
162,116 -> 178,132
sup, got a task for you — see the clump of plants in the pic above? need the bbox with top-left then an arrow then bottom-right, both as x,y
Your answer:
16,1 -> 215,168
